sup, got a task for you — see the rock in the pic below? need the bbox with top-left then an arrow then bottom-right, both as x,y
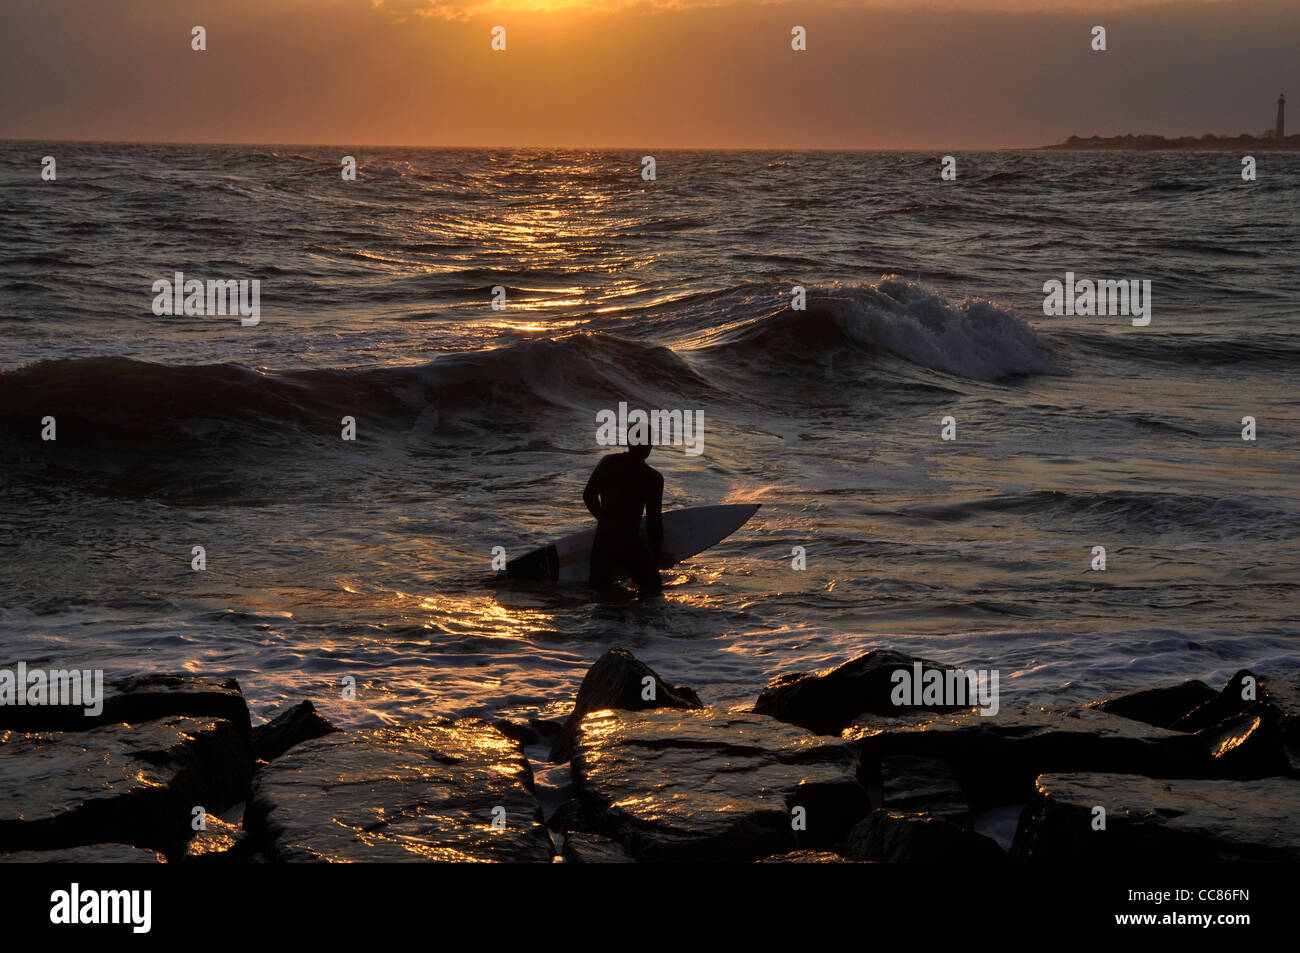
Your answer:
845,707 -> 1208,807
757,850 -> 853,863
1194,712 -> 1291,779
1264,674 -> 1300,771
251,701 -> 339,762
844,811 -> 1008,864
181,814 -> 259,863
878,756 -> 971,827
547,798 -> 593,834
549,648 -> 702,762
1172,670 -> 1262,732
753,650 -> 969,736
0,844 -> 165,863
570,707 -> 870,862
1172,670 -> 1300,774
1094,680 -> 1216,729
0,717 -> 253,854
1012,773 -> 1300,863
493,718 -> 542,748
0,672 -> 251,741
561,833 -> 637,863
245,720 -> 554,862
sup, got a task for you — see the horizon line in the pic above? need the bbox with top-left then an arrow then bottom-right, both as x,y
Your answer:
0,136 -> 1052,152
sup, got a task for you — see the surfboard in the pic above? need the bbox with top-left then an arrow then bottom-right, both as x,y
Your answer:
505,503 -> 761,583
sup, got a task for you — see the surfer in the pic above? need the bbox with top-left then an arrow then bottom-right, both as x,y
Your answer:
583,442 -> 671,595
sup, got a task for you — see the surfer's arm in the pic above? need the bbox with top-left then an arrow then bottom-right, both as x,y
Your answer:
583,467 -> 603,521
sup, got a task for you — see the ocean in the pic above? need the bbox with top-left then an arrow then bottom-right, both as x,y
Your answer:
1,143 -> 1297,730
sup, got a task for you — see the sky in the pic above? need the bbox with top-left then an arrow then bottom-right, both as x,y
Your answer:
0,0 -> 1295,149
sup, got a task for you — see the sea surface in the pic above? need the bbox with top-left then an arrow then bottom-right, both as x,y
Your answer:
1,144 -> 1297,729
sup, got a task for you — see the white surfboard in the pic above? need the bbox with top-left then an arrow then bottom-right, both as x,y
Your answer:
505,504 -> 761,583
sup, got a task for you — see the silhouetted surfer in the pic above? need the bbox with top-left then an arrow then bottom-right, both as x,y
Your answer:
583,442 -> 670,595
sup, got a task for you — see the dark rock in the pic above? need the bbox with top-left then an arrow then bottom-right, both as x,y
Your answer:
493,718 -> 542,748
547,798 -> 593,834
562,833 -> 637,863
181,814 -> 259,863
549,648 -> 702,762
251,701 -> 338,762
845,707 -> 1208,807
0,844 -> 165,863
754,650 -> 969,736
757,850 -> 853,863
0,672 -> 251,741
531,718 -> 565,740
879,756 -> 971,827
1264,674 -> 1300,771
1172,670 -> 1260,732
0,717 -> 253,854
494,718 -> 564,749
1012,772 -> 1300,863
1173,670 -> 1300,773
1094,680 -> 1216,729
245,720 -> 554,862
844,810 -> 1008,863
1194,712 -> 1291,779
570,707 -> 870,862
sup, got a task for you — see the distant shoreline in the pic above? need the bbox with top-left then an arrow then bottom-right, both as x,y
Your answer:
1041,134 -> 1300,151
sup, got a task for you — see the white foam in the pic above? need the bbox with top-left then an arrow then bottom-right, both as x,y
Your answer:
828,277 -> 1060,381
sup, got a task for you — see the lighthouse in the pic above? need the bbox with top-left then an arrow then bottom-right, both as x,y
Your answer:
1278,94 -> 1286,139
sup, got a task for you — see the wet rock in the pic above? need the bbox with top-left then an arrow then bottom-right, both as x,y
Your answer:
845,707 -> 1207,807
549,648 -> 702,762
1194,712 -> 1291,779
1265,674 -> 1300,771
570,707 -> 869,862
879,756 -> 971,827
251,700 -> 338,762
181,814 -> 259,863
562,833 -> 637,863
547,798 -> 593,834
494,718 -> 542,748
1094,680 -> 1216,729
1172,670 -> 1300,774
1012,772 -> 1300,863
492,717 -> 564,750
0,672 -> 251,740
844,811 -> 1008,864
757,850 -> 853,863
0,717 -> 253,854
1172,670 -> 1263,732
245,720 -> 554,862
0,844 -> 165,863
754,650 -> 969,736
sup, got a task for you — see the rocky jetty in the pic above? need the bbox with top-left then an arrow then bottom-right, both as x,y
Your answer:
245,720 -> 554,862
0,716 -> 252,854
1,653 -> 1297,863
548,647 -> 701,762
753,649 -> 965,735
567,708 -> 869,861
1013,773 -> 1300,863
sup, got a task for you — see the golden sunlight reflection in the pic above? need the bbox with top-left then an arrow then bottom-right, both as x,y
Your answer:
416,593 -> 558,639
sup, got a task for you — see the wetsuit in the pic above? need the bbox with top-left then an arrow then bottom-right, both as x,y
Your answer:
582,451 -> 664,593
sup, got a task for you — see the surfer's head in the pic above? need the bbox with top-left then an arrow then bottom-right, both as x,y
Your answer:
628,441 -> 652,461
